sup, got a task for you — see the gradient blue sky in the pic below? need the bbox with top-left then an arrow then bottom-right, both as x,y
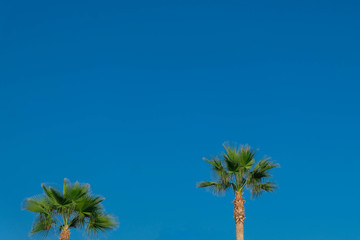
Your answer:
1,0 -> 360,239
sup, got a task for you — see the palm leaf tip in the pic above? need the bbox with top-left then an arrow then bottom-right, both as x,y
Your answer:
197,181 -> 217,188
197,181 -> 229,195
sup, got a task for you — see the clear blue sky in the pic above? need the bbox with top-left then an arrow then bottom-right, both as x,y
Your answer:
1,0 -> 359,239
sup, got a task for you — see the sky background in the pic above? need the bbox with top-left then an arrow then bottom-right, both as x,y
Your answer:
1,0 -> 360,239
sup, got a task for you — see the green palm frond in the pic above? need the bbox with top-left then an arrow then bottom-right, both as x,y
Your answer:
253,157 -> 278,172
68,214 -> 85,229
203,157 -> 230,183
197,181 -> 217,188
23,195 -> 52,214
222,144 -> 241,173
30,213 -> 54,238
76,195 -> 104,218
248,158 -> 279,186
64,180 -> 90,201
197,181 -> 231,195
50,187 -> 68,206
239,145 -> 256,170
86,212 -> 118,236
41,184 -> 69,207
250,181 -> 277,198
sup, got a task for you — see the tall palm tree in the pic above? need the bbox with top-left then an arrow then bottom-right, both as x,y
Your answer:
23,179 -> 118,240
198,144 -> 279,240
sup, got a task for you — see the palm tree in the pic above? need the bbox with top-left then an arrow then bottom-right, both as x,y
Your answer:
23,179 -> 118,240
197,144 -> 279,240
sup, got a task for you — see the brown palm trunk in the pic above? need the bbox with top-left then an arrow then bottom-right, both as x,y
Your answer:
60,226 -> 71,240
234,191 -> 245,240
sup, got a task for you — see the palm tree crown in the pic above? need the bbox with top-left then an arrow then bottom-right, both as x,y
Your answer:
198,144 -> 279,197
24,179 -> 118,239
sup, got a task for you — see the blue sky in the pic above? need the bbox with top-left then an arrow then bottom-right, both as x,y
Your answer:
1,0 -> 360,239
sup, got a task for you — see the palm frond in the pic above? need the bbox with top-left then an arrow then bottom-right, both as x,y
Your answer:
197,181 -> 218,188
50,187 -> 67,205
30,213 -> 54,238
65,181 -> 90,202
85,212 -> 118,238
247,157 -> 279,186
239,145 -> 256,171
63,178 -> 70,196
222,144 -> 241,173
253,157 -> 279,172
250,181 -> 277,198
76,195 -> 104,217
197,180 -> 230,195
68,214 -> 86,229
203,157 -> 230,184
23,195 -> 52,214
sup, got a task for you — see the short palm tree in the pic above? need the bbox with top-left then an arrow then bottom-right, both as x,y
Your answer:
198,144 -> 279,240
24,179 -> 118,240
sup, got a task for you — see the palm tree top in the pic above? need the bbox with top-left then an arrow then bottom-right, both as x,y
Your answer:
24,178 -> 118,239
198,144 -> 279,198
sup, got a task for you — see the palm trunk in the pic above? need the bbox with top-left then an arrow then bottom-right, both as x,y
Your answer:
60,226 -> 71,240
234,191 -> 245,240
